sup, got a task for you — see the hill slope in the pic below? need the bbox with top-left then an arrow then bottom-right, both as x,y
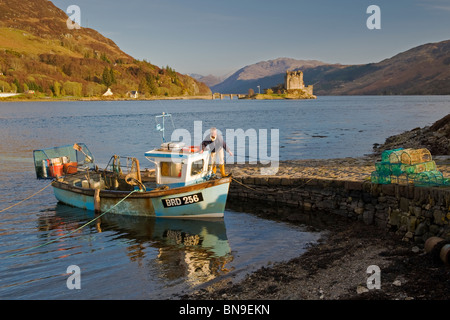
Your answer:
309,40 -> 450,95
0,0 -> 210,97
211,40 -> 450,95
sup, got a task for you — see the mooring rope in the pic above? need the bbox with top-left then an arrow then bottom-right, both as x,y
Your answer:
4,189 -> 138,259
0,181 -> 54,213
231,177 -> 259,191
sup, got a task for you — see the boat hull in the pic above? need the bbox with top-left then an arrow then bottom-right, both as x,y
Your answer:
52,177 -> 231,218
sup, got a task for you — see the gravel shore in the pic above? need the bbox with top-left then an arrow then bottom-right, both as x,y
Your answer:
184,214 -> 450,300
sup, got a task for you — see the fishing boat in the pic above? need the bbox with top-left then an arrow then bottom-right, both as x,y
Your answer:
33,114 -> 231,218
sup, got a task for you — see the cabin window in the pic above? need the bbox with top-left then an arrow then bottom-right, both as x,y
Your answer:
191,159 -> 204,176
160,162 -> 182,177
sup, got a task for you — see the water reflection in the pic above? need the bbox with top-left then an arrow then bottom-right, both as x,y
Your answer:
40,204 -> 234,287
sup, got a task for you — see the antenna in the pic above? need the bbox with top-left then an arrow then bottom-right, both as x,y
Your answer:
155,112 -> 175,142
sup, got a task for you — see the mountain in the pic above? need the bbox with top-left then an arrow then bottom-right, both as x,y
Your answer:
0,0 -> 210,97
211,40 -> 450,95
189,73 -> 225,87
308,40 -> 450,95
211,58 -> 326,94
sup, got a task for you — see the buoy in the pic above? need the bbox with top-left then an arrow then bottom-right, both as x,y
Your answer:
440,244 -> 450,265
182,146 -> 200,153
63,162 -> 78,174
424,236 -> 444,253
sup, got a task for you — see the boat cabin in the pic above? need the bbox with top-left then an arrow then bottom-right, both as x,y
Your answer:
145,142 -> 211,189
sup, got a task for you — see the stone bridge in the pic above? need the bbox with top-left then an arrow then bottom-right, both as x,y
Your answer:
211,93 -> 246,100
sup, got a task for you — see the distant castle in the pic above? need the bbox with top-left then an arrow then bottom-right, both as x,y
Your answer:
284,70 -> 313,96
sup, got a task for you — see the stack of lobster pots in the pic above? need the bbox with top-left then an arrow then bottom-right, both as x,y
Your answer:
371,148 -> 449,186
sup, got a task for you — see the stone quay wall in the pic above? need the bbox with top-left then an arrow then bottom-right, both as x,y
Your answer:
228,169 -> 450,244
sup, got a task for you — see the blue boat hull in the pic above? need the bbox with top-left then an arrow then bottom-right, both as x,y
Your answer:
52,177 -> 231,218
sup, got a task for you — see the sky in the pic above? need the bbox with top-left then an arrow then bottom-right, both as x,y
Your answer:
51,0 -> 450,77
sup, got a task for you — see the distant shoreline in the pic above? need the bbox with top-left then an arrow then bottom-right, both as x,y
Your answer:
0,93 -> 313,102
0,94 -> 217,103
241,93 -> 317,100
3,94 -> 450,103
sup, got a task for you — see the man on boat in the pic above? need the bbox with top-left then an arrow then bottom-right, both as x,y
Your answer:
200,127 -> 233,177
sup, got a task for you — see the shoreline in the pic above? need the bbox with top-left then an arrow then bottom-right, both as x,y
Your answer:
2,94 -> 450,103
182,156 -> 450,300
183,211 -> 449,300
239,93 -> 317,100
0,94 -> 216,103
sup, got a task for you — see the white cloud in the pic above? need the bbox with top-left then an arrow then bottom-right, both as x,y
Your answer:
417,0 -> 450,12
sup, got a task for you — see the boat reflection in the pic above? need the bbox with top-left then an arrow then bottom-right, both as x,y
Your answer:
39,204 -> 234,287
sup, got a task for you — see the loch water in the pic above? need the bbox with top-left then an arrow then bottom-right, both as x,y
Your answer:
0,96 -> 448,299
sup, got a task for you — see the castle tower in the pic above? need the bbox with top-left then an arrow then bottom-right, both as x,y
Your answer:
285,71 -> 305,90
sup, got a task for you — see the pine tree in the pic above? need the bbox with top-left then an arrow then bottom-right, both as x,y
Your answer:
52,81 -> 61,96
102,67 -> 112,87
13,78 -> 22,93
109,68 -> 116,84
145,73 -> 158,95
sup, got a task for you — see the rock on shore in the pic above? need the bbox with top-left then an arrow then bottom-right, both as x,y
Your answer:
373,113 -> 450,156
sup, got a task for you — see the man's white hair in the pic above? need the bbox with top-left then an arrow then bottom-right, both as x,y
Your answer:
210,127 -> 217,141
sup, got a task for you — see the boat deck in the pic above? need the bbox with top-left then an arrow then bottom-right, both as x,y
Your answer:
57,168 -> 157,192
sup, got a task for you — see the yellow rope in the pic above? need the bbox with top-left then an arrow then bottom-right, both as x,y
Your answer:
231,177 -> 259,191
0,181 -> 53,213
298,178 -> 314,187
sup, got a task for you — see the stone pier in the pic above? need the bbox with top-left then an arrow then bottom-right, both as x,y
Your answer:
227,157 -> 450,243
